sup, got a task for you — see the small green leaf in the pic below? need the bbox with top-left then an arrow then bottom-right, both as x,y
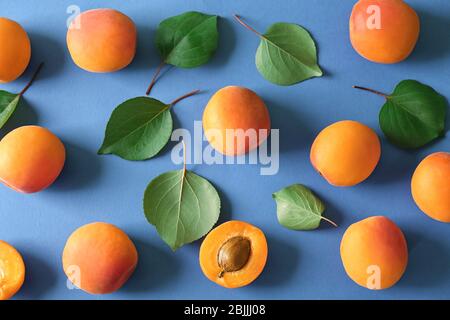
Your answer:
273,184 -> 335,231
98,97 -> 173,161
0,91 -> 20,129
156,11 -> 219,68
143,169 -> 221,251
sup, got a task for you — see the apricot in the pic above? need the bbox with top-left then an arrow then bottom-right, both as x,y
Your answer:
310,120 -> 381,187
202,86 -> 271,156
0,240 -> 25,300
199,220 -> 268,288
411,152 -> 450,223
67,9 -> 137,72
340,216 -> 408,290
62,222 -> 138,295
350,0 -> 420,64
0,17 -> 31,83
0,126 -> 65,193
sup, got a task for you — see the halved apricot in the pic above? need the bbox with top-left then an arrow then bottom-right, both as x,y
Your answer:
0,240 -> 25,300
199,220 -> 268,288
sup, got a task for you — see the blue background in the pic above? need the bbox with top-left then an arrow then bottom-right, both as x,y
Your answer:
1,0 -> 450,300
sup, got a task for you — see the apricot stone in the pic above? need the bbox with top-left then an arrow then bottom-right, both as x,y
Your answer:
0,126 -> 65,193
0,17 -> 31,83
310,120 -> 381,187
411,152 -> 450,223
340,216 -> 408,290
0,240 -> 25,300
67,9 -> 137,72
62,222 -> 138,295
203,86 -> 271,156
350,0 -> 420,64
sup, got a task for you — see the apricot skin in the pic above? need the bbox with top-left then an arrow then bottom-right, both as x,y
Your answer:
0,126 -> 65,193
0,240 -> 25,300
203,86 -> 271,156
0,17 -> 31,83
340,216 -> 408,290
67,9 -> 137,73
350,0 -> 420,64
310,120 -> 381,187
62,222 -> 138,295
411,152 -> 450,223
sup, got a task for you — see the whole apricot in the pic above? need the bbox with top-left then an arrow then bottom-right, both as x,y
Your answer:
62,222 -> 138,295
0,126 -> 65,193
67,9 -> 137,72
340,216 -> 408,290
411,152 -> 450,223
350,0 -> 420,64
310,120 -> 381,187
0,17 -> 31,83
203,86 -> 271,156
0,240 -> 25,300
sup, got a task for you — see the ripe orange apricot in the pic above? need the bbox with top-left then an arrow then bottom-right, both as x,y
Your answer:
67,9 -> 137,72
310,120 -> 381,187
203,86 -> 271,156
62,222 -> 138,295
0,240 -> 25,300
350,0 -> 420,64
0,126 -> 65,193
340,216 -> 408,290
199,220 -> 268,289
411,152 -> 450,223
0,17 -> 31,83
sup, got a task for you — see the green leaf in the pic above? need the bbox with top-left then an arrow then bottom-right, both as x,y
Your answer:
143,169 -> 221,250
380,80 -> 447,149
98,97 -> 173,161
0,91 -> 20,129
256,22 -> 322,85
156,11 -> 219,68
273,184 -> 335,231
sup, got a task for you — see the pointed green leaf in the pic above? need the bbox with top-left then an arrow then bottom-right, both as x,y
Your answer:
156,11 -> 219,68
0,91 -> 20,129
98,97 -> 173,160
143,169 -> 221,250
256,23 -> 322,86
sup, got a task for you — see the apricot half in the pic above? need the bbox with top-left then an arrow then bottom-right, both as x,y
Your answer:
203,86 -> 271,156
0,126 -> 65,193
411,152 -> 450,223
340,216 -> 408,290
199,220 -> 268,288
67,9 -> 137,72
350,0 -> 420,64
62,222 -> 138,295
310,120 -> 381,187
0,17 -> 31,83
0,240 -> 25,300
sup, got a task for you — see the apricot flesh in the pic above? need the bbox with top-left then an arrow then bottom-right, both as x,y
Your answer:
350,0 -> 420,64
199,220 -> 268,288
0,17 -> 31,83
0,240 -> 25,300
310,120 -> 381,187
67,9 -> 137,72
340,216 -> 408,290
411,152 -> 450,223
0,126 -> 65,193
62,222 -> 138,295
203,86 -> 271,156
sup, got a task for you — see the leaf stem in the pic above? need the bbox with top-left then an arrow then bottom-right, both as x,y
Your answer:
146,61 -> 166,96
321,216 -> 338,228
181,139 -> 187,175
170,89 -> 200,107
233,14 -> 263,37
19,62 -> 44,96
353,85 -> 388,99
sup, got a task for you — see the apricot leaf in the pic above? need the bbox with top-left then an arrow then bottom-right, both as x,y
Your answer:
273,184 -> 336,230
0,91 -> 20,129
143,165 -> 221,251
354,80 -> 447,149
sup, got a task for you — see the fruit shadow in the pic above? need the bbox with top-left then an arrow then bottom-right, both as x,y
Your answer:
398,229 -> 450,288
207,16 -> 237,68
0,99 -> 39,138
122,238 -> 181,293
28,32 -> 66,80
